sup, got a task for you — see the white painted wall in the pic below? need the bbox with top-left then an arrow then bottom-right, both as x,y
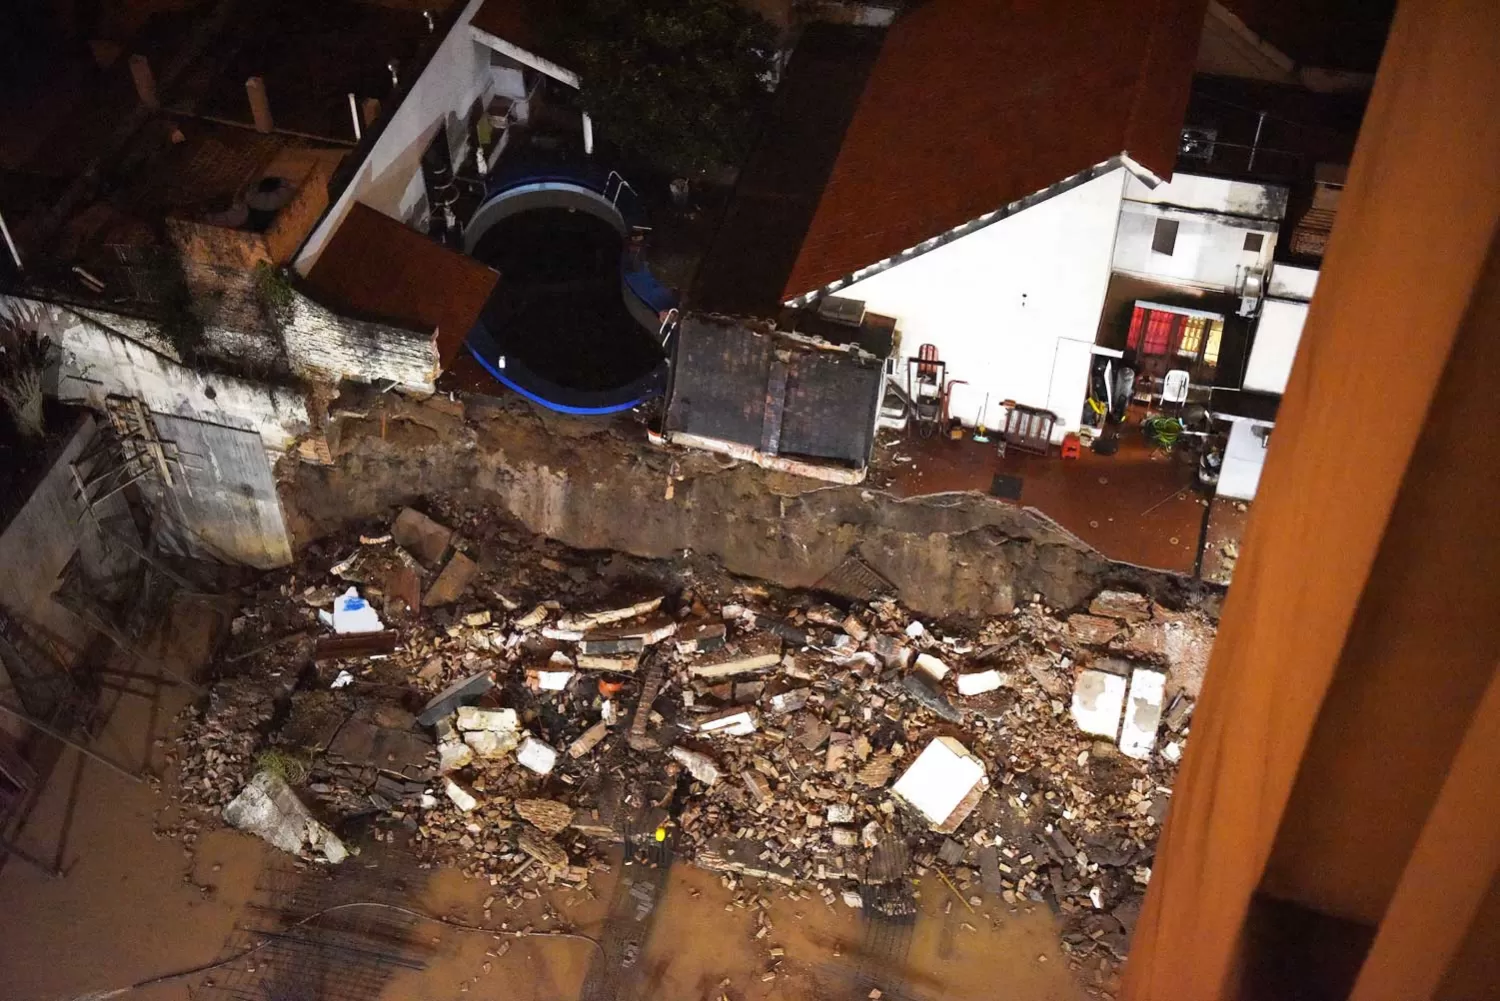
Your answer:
295,0 -> 492,275
1244,298 -> 1308,394
1112,172 -> 1286,292
2,294 -> 311,451
1122,172 -> 1289,217
837,168 -> 1128,431
1218,417 -> 1274,500
1267,261 -> 1319,300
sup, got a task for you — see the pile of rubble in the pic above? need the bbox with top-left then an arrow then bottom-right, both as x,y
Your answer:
169,502 -> 1214,995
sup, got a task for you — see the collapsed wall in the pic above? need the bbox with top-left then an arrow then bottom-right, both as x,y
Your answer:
283,391 -> 1213,620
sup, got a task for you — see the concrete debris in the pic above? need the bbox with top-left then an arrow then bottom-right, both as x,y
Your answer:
1065,613 -> 1122,647
955,669 -> 1004,696
457,706 -> 519,733
556,597 -> 664,632
1088,590 -> 1153,623
444,777 -> 479,812
675,621 -> 728,654
1119,669 -> 1167,760
892,737 -> 988,831
688,634 -> 782,679
855,753 -> 895,788
423,550 -> 479,608
515,603 -> 549,629
392,507 -> 454,566
669,746 -> 722,786
576,652 -> 640,672
514,798 -> 574,835
767,688 -> 810,715
901,672 -> 963,722
913,652 -> 950,681
534,668 -> 575,691
516,736 -> 558,774
464,728 -> 518,759
175,504 -> 1213,984
438,740 -> 474,773
417,670 -> 494,726
743,771 -> 773,806
517,829 -> 569,870
1071,669 -> 1128,739
330,588 -> 384,635
697,707 -> 760,737
567,721 -> 609,759
224,770 -> 349,864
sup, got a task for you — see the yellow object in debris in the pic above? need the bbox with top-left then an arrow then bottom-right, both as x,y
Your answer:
655,827 -> 667,842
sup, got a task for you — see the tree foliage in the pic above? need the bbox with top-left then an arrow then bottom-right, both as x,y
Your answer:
559,0 -> 777,175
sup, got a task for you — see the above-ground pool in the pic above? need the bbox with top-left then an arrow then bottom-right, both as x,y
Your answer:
463,167 -> 676,414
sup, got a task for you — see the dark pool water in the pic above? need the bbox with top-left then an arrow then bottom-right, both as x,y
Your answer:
470,207 -> 663,392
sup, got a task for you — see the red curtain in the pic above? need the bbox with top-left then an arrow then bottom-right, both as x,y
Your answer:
1143,310 -> 1175,355
1127,306 -> 1147,350
1128,306 -> 1182,356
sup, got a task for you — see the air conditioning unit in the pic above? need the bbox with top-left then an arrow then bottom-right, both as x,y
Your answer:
817,296 -> 867,327
1237,268 -> 1265,316
1180,127 -> 1217,161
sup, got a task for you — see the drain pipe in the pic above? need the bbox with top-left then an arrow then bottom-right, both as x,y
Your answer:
420,124 -> 461,246
0,210 -> 21,271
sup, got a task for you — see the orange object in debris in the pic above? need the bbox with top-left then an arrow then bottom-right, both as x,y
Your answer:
598,678 -> 625,697
1060,433 -> 1082,459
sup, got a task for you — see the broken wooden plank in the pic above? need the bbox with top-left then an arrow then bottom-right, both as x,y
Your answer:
555,597 -> 663,633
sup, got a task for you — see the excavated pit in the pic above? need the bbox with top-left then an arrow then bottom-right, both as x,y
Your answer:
283,389 -> 1218,622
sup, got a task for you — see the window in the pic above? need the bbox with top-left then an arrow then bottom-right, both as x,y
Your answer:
1152,218 -> 1179,255
1128,305 -> 1226,368
1244,232 -> 1265,252
1203,319 -> 1224,367
1178,316 -> 1206,356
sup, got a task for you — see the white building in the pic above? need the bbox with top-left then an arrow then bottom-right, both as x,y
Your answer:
702,0 -> 1279,442
1212,262 -> 1318,500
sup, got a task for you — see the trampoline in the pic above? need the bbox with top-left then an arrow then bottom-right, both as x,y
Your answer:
463,166 -> 676,414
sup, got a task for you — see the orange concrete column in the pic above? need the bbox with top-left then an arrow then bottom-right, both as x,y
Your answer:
246,76 -> 273,133
129,54 -> 159,110
1120,0 -> 1500,997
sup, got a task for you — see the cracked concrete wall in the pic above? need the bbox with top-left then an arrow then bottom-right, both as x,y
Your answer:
284,393 -> 1207,619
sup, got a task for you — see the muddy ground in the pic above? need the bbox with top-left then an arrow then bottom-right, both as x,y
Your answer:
0,594 -> 1094,1001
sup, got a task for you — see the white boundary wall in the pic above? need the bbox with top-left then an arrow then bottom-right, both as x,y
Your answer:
835,167 -> 1128,431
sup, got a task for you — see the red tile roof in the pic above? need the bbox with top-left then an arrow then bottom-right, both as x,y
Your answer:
780,0 -> 1207,301
303,202 -> 498,367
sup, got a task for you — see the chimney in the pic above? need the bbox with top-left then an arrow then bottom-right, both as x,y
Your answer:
246,77 -> 273,133
129,54 -> 159,110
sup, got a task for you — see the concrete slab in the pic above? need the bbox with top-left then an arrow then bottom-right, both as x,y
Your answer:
392,507 -> 454,566
1071,669 -> 1128,739
423,550 -> 478,607
891,736 -> 988,830
1119,668 -> 1167,760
